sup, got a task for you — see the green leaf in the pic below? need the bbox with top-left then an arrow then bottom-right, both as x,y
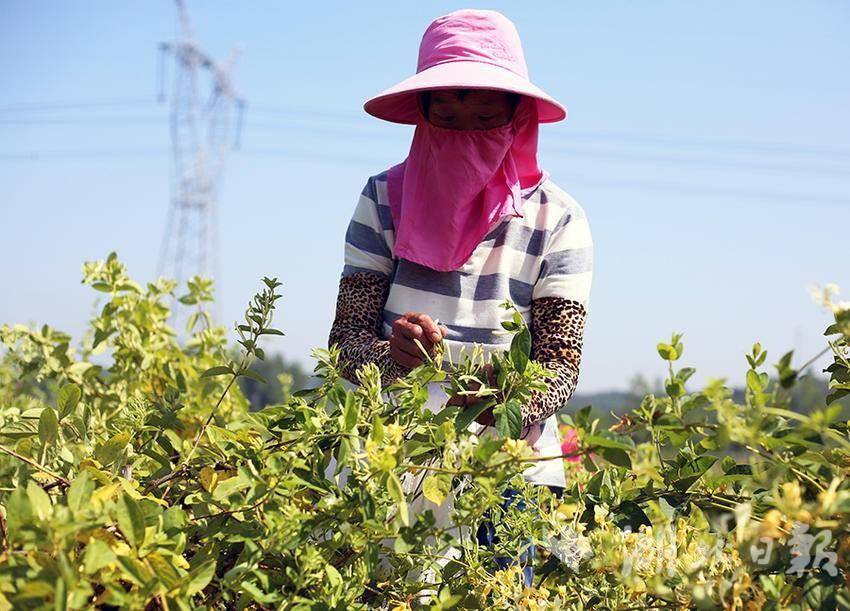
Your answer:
148,553 -> 182,589
371,414 -> 385,444
746,369 -> 763,392
83,538 -> 116,574
55,576 -> 67,611
201,365 -> 232,378
335,438 -> 352,475
582,434 -> 634,451
826,387 -> 849,405
262,276 -> 280,289
494,400 -> 522,439
116,556 -> 150,586
92,328 -> 111,349
387,472 -> 404,502
56,384 -> 81,418
238,368 -> 267,384
186,312 -> 199,333
325,564 -> 343,590
162,506 -> 187,533
613,500 -> 651,531
27,481 -> 52,520
5,488 -> 33,529
779,368 -> 798,389
422,474 -> 451,506
94,431 -> 131,466
824,323 -> 840,336
665,380 -> 685,398
675,367 -> 696,384
386,472 -> 409,526
600,447 -> 632,468
574,405 -> 592,428
657,343 -> 678,361
672,456 -> 717,491
115,493 -> 145,548
38,407 -> 58,446
259,328 -> 285,336
186,559 -> 216,595
510,328 -> 531,374
454,402 -> 490,433
67,471 -> 94,514
342,393 -> 360,433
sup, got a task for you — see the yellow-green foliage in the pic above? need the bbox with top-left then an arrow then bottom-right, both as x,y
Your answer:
0,254 -> 848,610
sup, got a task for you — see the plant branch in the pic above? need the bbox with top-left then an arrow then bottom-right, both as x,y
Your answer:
0,443 -> 70,487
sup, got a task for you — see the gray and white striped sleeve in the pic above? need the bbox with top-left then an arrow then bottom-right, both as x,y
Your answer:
532,202 -> 593,304
341,177 -> 395,279
521,200 -> 592,426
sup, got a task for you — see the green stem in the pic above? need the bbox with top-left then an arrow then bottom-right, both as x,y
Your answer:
0,444 -> 70,487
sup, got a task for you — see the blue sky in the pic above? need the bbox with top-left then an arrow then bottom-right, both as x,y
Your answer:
1,1 -> 848,393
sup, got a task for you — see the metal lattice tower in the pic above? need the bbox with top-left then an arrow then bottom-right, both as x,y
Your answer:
156,0 -> 244,321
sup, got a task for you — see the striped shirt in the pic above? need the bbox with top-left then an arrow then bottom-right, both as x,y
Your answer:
340,168 -> 593,487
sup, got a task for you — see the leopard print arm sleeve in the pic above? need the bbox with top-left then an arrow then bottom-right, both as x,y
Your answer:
521,297 -> 587,427
328,270 -> 413,387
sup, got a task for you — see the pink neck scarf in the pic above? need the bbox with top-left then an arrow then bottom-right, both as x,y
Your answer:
387,95 -> 548,272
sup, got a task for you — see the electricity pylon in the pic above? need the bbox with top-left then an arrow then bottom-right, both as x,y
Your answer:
156,0 -> 244,326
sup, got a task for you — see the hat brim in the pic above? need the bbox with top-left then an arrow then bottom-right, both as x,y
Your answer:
363,60 -> 567,125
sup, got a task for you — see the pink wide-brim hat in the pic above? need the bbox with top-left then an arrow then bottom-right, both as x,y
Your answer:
364,9 -> 567,125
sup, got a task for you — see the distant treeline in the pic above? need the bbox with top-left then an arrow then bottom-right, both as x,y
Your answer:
568,371 -> 849,424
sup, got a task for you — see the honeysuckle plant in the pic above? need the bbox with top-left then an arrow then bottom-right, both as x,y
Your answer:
0,255 -> 847,610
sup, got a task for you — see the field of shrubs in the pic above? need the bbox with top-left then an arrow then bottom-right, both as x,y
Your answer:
0,253 -> 848,609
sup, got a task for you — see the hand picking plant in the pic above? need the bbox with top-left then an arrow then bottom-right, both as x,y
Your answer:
0,254 -> 848,610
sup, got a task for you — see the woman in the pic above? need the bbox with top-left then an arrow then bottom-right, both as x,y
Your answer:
328,8 -> 592,584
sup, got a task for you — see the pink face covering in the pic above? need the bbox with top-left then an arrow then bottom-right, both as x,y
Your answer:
387,95 -> 548,272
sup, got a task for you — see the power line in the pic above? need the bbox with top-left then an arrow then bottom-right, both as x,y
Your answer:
237,148 -> 850,206
1,114 -> 846,178
543,144 -> 850,178
1,145 -> 846,206
242,119 -> 850,177
561,129 -> 850,160
3,118 -> 847,178
0,148 -> 166,160
0,116 -> 167,125
246,103 -> 850,159
3,96 -> 849,159
565,176 -> 850,207
0,97 -> 158,112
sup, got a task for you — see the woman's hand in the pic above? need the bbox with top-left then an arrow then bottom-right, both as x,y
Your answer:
389,312 -> 448,368
446,363 -> 498,426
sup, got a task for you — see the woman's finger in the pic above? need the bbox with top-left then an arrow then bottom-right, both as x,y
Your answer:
394,316 -> 441,354
393,316 -> 425,341
390,330 -> 425,357
394,334 -> 429,360
408,313 -> 442,344
389,340 -> 422,368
